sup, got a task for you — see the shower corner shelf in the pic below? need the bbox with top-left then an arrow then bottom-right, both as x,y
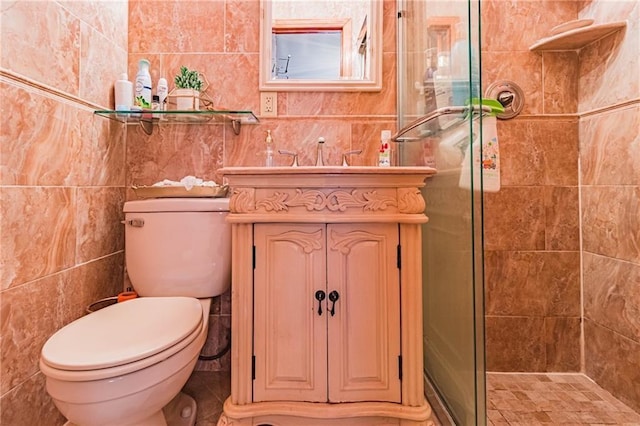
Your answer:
529,21 -> 627,52
93,109 -> 259,136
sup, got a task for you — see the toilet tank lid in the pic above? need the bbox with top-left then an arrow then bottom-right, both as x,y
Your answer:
41,297 -> 203,371
124,197 -> 229,213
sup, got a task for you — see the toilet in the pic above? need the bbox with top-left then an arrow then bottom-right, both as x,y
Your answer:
39,198 -> 231,426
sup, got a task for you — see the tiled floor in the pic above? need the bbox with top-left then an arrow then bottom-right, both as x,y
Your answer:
182,371 -> 640,425
182,371 -> 230,425
487,372 -> 640,425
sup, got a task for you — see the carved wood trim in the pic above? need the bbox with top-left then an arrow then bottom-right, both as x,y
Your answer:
250,188 -> 398,213
398,188 -> 426,214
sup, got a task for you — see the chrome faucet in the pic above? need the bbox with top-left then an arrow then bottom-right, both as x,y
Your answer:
341,149 -> 362,166
315,137 -> 326,166
278,149 -> 299,167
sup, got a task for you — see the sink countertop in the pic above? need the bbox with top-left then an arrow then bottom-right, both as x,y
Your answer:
220,166 -> 437,176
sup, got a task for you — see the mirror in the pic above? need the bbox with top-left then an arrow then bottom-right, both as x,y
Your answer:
260,0 -> 383,92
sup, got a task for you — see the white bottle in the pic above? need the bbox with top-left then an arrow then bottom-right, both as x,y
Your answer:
156,77 -> 168,111
114,73 -> 133,111
134,59 -> 152,109
378,130 -> 391,167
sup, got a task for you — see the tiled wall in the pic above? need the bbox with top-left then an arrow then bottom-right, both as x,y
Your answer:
482,0 -> 640,412
578,1 -> 640,413
482,0 -> 582,373
0,1 -> 129,423
126,0 -> 399,371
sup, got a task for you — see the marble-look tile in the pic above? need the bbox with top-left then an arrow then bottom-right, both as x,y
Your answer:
0,1 -> 80,95
350,121 -> 398,166
128,0 -> 225,54
58,0 -> 129,51
67,254 -> 125,325
0,372 -> 64,426
483,187 -> 546,251
1,275 -> 62,394
159,52 -> 260,113
225,119 -> 353,168
195,314 -> 231,372
582,185 -> 640,263
485,251 -> 580,317
126,123 -> 225,188
219,288 -> 232,315
583,252 -> 640,342
382,0 -> 397,54
481,52 -> 542,116
481,0 -> 578,52
584,319 -> 640,413
80,21 -> 128,108
75,187 -> 126,263
224,0 -> 260,53
0,254 -> 123,395
578,1 -> 640,111
0,83 -> 81,186
545,317 -> 581,372
580,104 -> 640,186
182,371 -> 231,424
0,187 -> 76,290
487,372 -> 640,426
486,316 -> 546,372
80,115 -> 127,187
543,51 -> 579,114
497,119 -> 579,187
545,186 -> 579,251
208,290 -> 232,317
0,83 -> 125,187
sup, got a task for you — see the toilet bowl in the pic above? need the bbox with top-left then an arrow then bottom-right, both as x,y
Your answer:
40,198 -> 231,426
40,297 -> 210,426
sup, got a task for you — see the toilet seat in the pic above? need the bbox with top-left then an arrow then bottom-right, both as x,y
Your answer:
41,297 -> 203,373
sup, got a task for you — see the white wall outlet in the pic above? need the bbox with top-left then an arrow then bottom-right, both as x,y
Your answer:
260,92 -> 277,117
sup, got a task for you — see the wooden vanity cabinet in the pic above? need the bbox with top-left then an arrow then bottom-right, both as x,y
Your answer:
218,167 -> 436,426
253,223 -> 401,404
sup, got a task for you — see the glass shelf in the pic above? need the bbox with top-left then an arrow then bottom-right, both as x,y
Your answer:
94,109 -> 259,135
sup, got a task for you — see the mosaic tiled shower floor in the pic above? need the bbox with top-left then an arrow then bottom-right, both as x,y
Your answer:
487,372 -> 640,425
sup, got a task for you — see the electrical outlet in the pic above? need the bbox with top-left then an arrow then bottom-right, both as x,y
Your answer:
260,92 -> 277,117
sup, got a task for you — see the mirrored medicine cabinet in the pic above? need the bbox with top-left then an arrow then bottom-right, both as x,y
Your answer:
259,0 -> 383,91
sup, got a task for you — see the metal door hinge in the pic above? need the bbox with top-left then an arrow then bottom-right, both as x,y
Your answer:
252,355 -> 256,380
398,355 -> 403,380
253,245 -> 256,269
397,244 -> 401,269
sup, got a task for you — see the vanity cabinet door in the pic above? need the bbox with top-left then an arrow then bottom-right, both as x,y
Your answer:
253,223 -> 401,404
253,224 -> 327,403
327,223 -> 401,403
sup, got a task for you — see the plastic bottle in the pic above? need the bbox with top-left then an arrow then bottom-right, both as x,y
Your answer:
114,73 -> 133,111
156,77 -> 168,111
134,59 -> 152,109
378,130 -> 391,167
265,130 -> 274,167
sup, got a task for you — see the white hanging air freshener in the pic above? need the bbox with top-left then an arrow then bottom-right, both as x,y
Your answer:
459,114 -> 500,192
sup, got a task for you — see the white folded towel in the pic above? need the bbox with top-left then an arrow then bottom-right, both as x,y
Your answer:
151,175 -> 218,191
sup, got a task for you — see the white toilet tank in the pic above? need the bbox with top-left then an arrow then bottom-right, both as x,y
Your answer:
123,198 -> 231,298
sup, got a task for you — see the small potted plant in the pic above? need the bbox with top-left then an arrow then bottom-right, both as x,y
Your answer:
174,66 -> 204,110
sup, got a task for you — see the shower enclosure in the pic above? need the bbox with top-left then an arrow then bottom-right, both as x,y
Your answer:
395,0 -> 485,424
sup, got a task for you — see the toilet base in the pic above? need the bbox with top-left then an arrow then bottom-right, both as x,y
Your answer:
62,392 -> 196,426
163,391 -> 197,426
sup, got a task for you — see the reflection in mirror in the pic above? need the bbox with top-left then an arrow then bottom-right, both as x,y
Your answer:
260,0 -> 382,91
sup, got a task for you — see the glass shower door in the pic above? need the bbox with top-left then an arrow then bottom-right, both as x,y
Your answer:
396,0 -> 485,424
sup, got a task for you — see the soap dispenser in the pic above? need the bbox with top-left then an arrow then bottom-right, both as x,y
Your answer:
265,130 -> 274,167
